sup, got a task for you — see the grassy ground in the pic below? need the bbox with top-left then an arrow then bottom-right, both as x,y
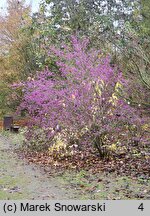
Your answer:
56,170 -> 150,199
0,132 -> 79,199
0,131 -> 150,200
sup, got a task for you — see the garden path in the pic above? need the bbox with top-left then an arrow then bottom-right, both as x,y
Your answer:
0,134 -> 77,199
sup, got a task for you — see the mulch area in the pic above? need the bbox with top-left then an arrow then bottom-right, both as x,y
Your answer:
16,148 -> 150,179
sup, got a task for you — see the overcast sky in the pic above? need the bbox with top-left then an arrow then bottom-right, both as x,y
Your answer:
0,0 -> 41,14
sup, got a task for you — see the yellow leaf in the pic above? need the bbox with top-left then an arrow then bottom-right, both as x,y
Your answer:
109,143 -> 117,151
142,124 -> 149,130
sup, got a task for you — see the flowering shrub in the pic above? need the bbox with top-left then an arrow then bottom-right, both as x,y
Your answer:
17,36 -> 148,156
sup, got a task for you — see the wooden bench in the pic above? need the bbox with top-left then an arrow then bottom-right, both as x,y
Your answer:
11,125 -> 20,133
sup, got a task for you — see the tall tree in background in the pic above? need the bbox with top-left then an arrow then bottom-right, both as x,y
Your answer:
119,0 -> 150,108
37,0 -> 149,108
0,0 -> 40,82
0,0 -> 35,116
31,0 -> 139,70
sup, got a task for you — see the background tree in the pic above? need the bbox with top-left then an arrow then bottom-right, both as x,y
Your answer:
0,0 -> 35,117
33,0 -> 149,109
119,0 -> 150,109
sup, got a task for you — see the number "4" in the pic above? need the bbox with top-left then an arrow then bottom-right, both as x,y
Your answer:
138,203 -> 144,211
